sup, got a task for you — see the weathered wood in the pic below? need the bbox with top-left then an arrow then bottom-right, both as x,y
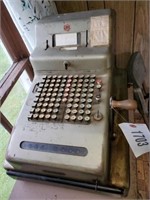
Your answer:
1,1 -> 29,61
87,1 -> 104,10
0,58 -> 30,105
105,1 -> 135,69
55,1 -> 87,13
0,112 -> 13,134
26,62 -> 34,82
133,1 -> 149,92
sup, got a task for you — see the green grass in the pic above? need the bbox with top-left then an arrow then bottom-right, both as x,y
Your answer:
0,43 -> 27,199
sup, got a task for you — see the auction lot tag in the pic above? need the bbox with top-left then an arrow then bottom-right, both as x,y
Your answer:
119,123 -> 150,158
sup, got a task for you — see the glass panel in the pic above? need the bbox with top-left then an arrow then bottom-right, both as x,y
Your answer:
0,40 -> 13,80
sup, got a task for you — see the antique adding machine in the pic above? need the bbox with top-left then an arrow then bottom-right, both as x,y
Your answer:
5,9 -> 130,195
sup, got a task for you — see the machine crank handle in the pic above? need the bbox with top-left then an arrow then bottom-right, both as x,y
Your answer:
110,98 -> 137,110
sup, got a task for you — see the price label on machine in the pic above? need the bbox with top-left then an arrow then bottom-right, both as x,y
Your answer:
119,123 -> 150,158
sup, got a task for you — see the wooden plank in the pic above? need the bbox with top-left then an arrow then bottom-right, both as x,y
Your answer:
87,1 -> 104,10
133,1 -> 149,92
0,112 -> 13,134
1,1 -> 29,61
55,1 -> 87,14
105,1 -> 135,68
0,58 -> 30,105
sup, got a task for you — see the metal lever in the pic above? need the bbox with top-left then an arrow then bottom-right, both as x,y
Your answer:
110,99 -> 137,110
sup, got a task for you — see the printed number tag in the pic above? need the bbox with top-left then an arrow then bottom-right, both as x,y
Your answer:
119,123 -> 150,158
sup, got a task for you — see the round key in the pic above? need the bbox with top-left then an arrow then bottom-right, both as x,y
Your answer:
69,93 -> 74,97
45,97 -> 50,102
84,116 -> 90,122
80,98 -> 86,103
39,114 -> 44,119
78,109 -> 84,115
48,88 -> 53,92
52,93 -> 57,97
96,84 -> 102,89
56,98 -> 61,102
86,104 -> 92,109
79,104 -> 85,109
51,114 -> 57,120
66,108 -> 71,114
63,75 -> 67,79
79,75 -> 84,79
85,75 -> 90,78
56,79 -> 61,83
60,83 -> 65,88
45,114 -> 51,119
68,75 -> 73,79
74,75 -> 78,79
65,88 -> 70,92
62,97 -> 67,102
76,88 -> 81,92
88,93 -> 93,98
50,83 -> 54,87
58,93 -> 63,97
77,84 -> 82,88
77,115 -> 83,121
47,108 -> 52,113
43,102 -> 48,107
82,88 -> 87,93
49,103 -> 54,107
37,102 -> 42,107
44,83 -> 49,88
51,79 -> 55,83
36,93 -> 40,97
53,108 -> 58,113
89,83 -> 94,88
70,115 -> 76,121
64,93 -> 68,97
46,79 -> 50,83
42,88 -> 48,92
95,94 -> 101,101
70,88 -> 76,92
62,79 -> 66,83
41,92 -> 46,97
83,83 -> 88,88
35,108 -> 40,113
33,113 -> 39,119
84,79 -> 89,83
67,103 -> 72,108
90,79 -> 95,83
75,93 -> 80,97
73,79 -> 77,83
39,97 -> 44,102
53,88 -> 58,92
67,79 -> 72,83
52,75 -> 57,79
37,88 -> 42,92
58,75 -> 62,79
68,98 -> 73,103
54,103 -> 60,108
30,108 -> 35,113
39,83 -> 44,88
89,88 -> 94,93
74,98 -> 79,103
59,88 -> 64,92
90,74 -> 96,78
55,83 -> 60,88
51,97 -> 56,102
73,103 -> 78,108
71,109 -> 77,114
41,108 -> 46,113
64,114 -> 70,120
87,98 -> 92,103
81,93 -> 86,97
47,75 -> 52,79
72,83 -> 76,88
42,75 -> 47,80
85,110 -> 91,115
78,79 -> 83,83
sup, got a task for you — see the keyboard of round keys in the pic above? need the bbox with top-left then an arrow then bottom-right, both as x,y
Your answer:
28,74 -> 99,125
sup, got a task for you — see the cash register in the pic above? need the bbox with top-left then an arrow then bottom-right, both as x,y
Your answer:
4,9 -> 128,195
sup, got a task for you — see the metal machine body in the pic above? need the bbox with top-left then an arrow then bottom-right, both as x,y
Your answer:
5,9 -> 115,188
